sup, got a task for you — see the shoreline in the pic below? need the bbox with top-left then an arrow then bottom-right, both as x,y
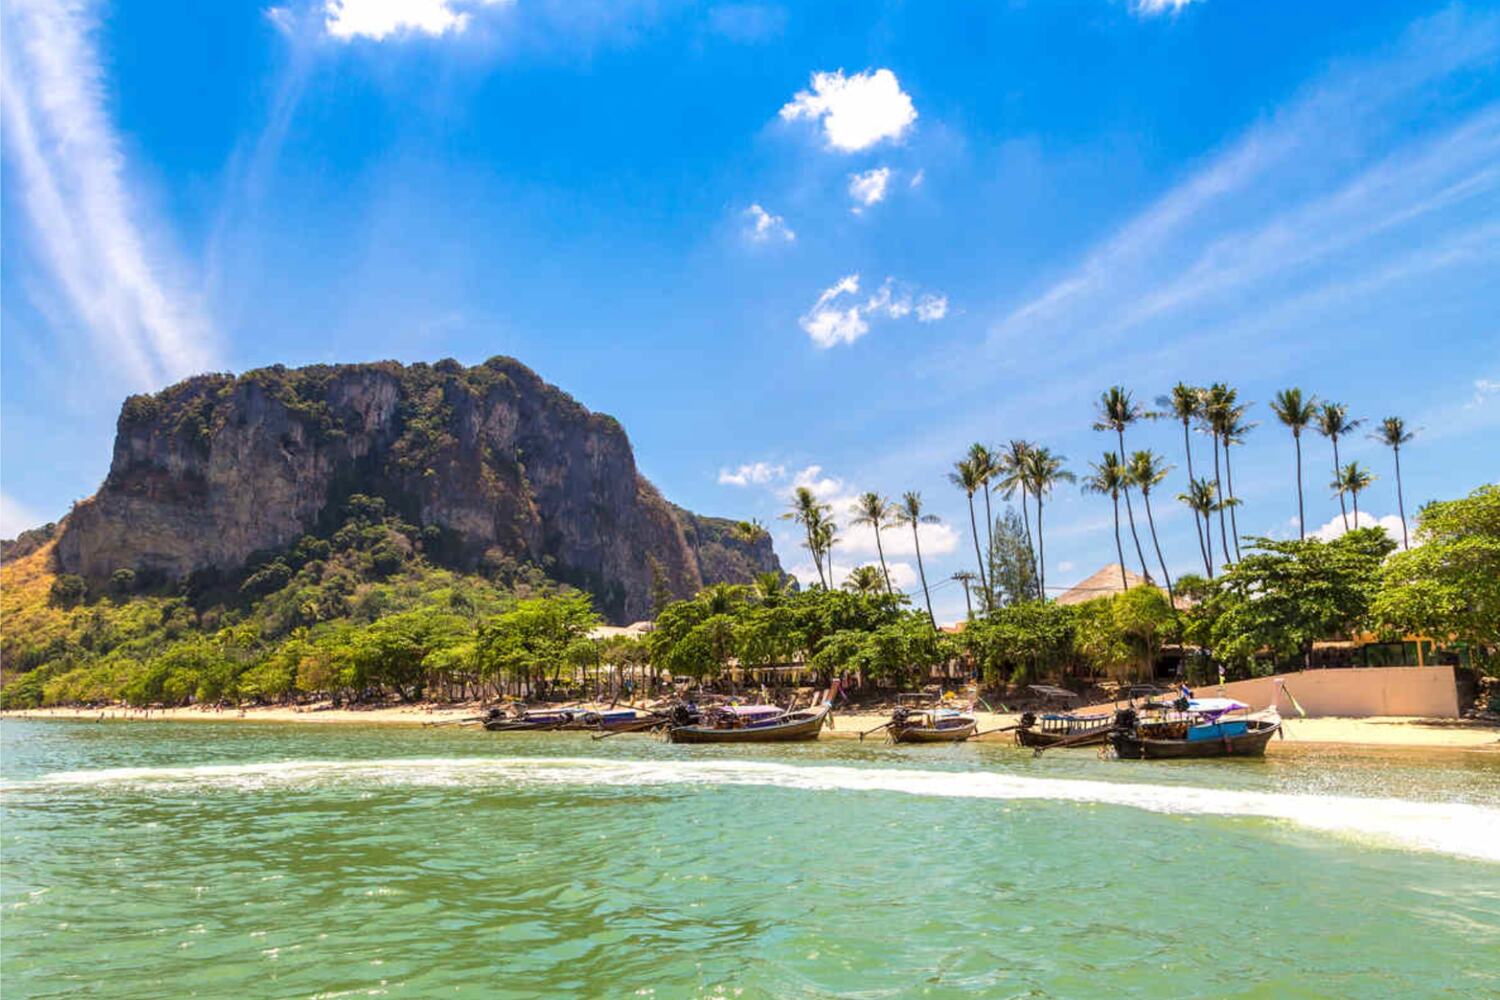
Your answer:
5,704 -> 1498,752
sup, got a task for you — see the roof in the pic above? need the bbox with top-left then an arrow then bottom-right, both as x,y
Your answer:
1053,564 -> 1194,610
588,621 -> 655,641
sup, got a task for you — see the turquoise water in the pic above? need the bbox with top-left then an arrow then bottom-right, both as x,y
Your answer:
3,721 -> 1498,998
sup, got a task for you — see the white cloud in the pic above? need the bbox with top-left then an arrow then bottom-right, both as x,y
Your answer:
1,0 -> 217,389
323,0 -> 512,41
915,294 -> 948,322
264,6 -> 295,34
742,203 -> 795,243
798,275 -> 945,348
718,461 -> 785,487
909,168 -> 925,188
0,494 -> 47,539
1310,511 -> 1412,546
779,68 -> 917,152
848,167 -> 891,211
1133,0 -> 1201,16
790,464 -> 844,500
1467,378 -> 1500,409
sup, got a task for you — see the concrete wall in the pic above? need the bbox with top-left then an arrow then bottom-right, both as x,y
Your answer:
1188,666 -> 1461,719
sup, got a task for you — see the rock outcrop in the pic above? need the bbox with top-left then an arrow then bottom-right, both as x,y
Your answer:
54,357 -> 780,622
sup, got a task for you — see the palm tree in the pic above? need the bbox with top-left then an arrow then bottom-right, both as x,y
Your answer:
949,457 -> 992,608
1082,452 -> 1130,591
1373,416 -> 1416,549
752,571 -> 788,604
1198,384 -> 1233,561
1093,387 -> 1151,580
780,487 -> 831,588
893,492 -> 940,629
996,440 -> 1039,598
951,571 -> 978,620
1219,401 -> 1254,562
1315,403 -> 1364,533
1127,449 -> 1175,605
1177,477 -> 1218,576
1155,383 -> 1207,568
1270,387 -> 1319,540
842,565 -> 885,595
815,517 -> 839,587
849,492 -> 895,594
1023,446 -> 1075,600
1332,462 -> 1376,525
968,443 -> 999,596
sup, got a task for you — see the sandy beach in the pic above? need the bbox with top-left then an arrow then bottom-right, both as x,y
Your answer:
6,703 -> 1498,751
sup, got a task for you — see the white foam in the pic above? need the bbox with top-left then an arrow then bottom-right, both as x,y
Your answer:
11,756 -> 1499,863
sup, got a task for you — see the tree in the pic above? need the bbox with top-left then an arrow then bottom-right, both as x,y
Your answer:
1022,446 -> 1075,601
842,565 -> 886,595
1155,383 -> 1207,571
1126,450 -> 1175,605
781,486 -> 831,588
1218,399 -> 1254,562
987,508 -> 1039,607
893,491 -> 940,629
1332,461 -> 1376,524
815,517 -> 839,587
1198,384 -> 1234,561
1270,387 -> 1319,540
995,440 -> 1039,599
949,457 -> 992,607
1092,387 -> 1151,580
962,599 -> 1075,687
1112,584 -> 1176,682
849,492 -> 896,594
1315,403 -> 1364,533
968,442 -> 999,603
1082,452 -> 1131,591
476,593 -> 601,695
1178,478 -> 1218,576
1373,416 -> 1416,550
732,519 -> 770,545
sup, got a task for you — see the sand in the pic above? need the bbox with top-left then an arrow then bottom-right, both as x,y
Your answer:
5,703 -> 1498,751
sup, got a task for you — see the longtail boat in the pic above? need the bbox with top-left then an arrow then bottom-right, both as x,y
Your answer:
1107,698 -> 1281,759
666,702 -> 831,744
1014,710 -> 1113,749
889,707 -> 977,744
482,706 -> 582,732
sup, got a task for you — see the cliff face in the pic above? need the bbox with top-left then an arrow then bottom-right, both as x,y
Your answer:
55,357 -> 780,622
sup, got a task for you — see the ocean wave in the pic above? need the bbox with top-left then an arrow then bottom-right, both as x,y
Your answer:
10,756 -> 1499,863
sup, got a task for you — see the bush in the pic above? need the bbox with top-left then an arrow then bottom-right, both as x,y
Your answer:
109,568 -> 137,596
49,574 -> 88,608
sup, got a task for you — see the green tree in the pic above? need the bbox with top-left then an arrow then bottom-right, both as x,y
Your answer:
1022,445 -> 1074,601
1315,402 -> 1364,533
1178,478 -> 1218,576
1270,387 -> 1319,540
849,492 -> 895,594
996,439 -> 1039,598
986,508 -> 1039,608
962,599 -> 1075,687
1373,416 -> 1416,550
842,565 -> 886,595
892,491 -> 940,629
1082,452 -> 1131,591
968,442 -> 999,603
1155,383 -> 1208,565
1332,461 -> 1376,524
781,486 -> 831,589
476,593 -> 600,695
949,456 -> 992,607
1127,449 -> 1175,604
1093,387 -> 1151,580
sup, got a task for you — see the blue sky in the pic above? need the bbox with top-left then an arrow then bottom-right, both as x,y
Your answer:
3,0 -> 1497,621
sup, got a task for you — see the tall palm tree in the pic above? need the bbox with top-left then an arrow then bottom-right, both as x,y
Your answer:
968,443 -> 999,590
1127,450 -> 1175,605
1082,452 -> 1130,591
849,492 -> 896,594
1155,383 -> 1207,568
949,457 -> 992,608
1177,477 -> 1218,576
893,492 -> 940,628
1023,446 -> 1075,600
996,439 -> 1039,598
1219,400 -> 1254,562
815,517 -> 839,587
1332,462 -> 1376,525
1270,387 -> 1319,540
842,565 -> 885,595
1373,416 -> 1416,550
951,571 -> 978,620
1093,387 -> 1151,580
1315,403 -> 1364,533
1198,384 -> 1233,561
780,486 -> 830,588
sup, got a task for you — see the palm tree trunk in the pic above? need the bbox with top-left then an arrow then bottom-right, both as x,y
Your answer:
911,523 -> 936,629
1036,495 -> 1047,600
1142,490 -> 1174,605
1111,493 -> 1127,590
1182,419 -> 1206,565
1294,433 -> 1306,540
1333,434 -> 1349,531
1019,490 -> 1040,600
1223,435 -> 1242,562
1352,488 -> 1360,524
966,493 -> 990,602
805,527 -> 827,588
1194,504 -> 1212,576
1117,429 -> 1151,580
1203,503 -> 1214,576
981,487 -> 995,611
1394,447 -> 1409,550
873,524 -> 893,594
1212,438 -> 1229,561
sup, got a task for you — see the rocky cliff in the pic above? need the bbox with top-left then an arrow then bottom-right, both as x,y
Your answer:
54,357 -> 780,622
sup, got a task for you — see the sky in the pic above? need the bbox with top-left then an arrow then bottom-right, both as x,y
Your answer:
2,0 -> 1498,623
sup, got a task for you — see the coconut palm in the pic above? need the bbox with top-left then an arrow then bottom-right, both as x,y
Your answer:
893,492 -> 940,629
1092,387 -> 1151,580
951,571 -> 978,620
1177,477 -> 1218,576
996,439 -> 1039,598
1270,387 -> 1319,540
732,519 -> 771,545
949,457 -> 992,608
815,517 -> 839,587
1315,403 -> 1364,533
1082,452 -> 1131,591
1332,462 -> 1376,524
1373,416 -> 1416,549
780,487 -> 831,588
1023,446 -> 1075,600
849,492 -> 896,594
842,565 -> 885,595
752,571 -> 788,604
1219,402 -> 1254,562
968,443 -> 999,595
1127,449 -> 1175,605
1198,384 -> 1233,561
1155,383 -> 1207,568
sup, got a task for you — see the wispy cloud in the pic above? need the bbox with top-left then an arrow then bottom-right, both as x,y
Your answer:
323,0 -> 514,41
718,461 -> 786,486
848,167 -> 891,212
1,0 -> 217,389
799,275 -> 947,348
741,203 -> 796,243
1132,0 -> 1200,18
780,69 -> 917,152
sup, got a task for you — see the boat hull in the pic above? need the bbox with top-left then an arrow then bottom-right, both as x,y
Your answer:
1110,721 -> 1279,759
891,721 -> 976,743
1015,725 -> 1109,749
667,705 -> 829,744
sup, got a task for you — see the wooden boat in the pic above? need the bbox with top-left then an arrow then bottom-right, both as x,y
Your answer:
1014,711 -> 1113,749
889,707 -> 977,743
482,707 -> 582,732
667,702 -> 831,744
1108,700 -> 1281,759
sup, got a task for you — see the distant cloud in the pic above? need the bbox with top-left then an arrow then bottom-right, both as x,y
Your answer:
323,0 -> 513,41
719,461 -> 786,486
780,68 -> 917,152
799,274 -> 946,348
848,167 -> 891,212
742,203 -> 795,243
1,0 -> 217,389
708,4 -> 785,43
790,464 -> 844,500
1310,511 -> 1411,547
1467,378 -> 1500,409
1133,0 -> 1201,16
0,493 -> 46,539
909,168 -> 925,188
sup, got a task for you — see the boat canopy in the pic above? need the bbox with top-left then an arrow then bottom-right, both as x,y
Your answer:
1185,697 -> 1248,715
